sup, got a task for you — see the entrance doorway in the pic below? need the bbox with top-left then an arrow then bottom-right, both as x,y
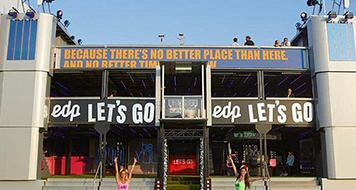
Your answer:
168,140 -> 197,175
159,127 -> 207,190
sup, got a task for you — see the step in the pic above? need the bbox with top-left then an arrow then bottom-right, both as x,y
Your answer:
46,178 -> 155,182
167,181 -> 200,185
212,187 -> 321,190
102,178 -> 155,182
45,182 -> 96,187
211,177 -> 318,182
100,186 -> 154,190
46,178 -> 96,182
212,181 -> 318,187
211,177 -> 321,190
43,185 -> 155,190
167,184 -> 200,190
44,178 -> 156,189
168,177 -> 200,181
101,178 -> 155,187
45,178 -> 97,187
43,187 -> 98,190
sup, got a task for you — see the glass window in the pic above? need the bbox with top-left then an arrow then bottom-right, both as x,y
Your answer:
29,20 -> 37,60
212,72 -> 258,97
164,62 -> 202,95
21,20 -> 30,60
165,97 -> 182,118
348,23 -> 356,61
51,71 -> 102,97
14,20 -> 23,60
264,72 -> 312,98
184,96 -> 202,118
164,96 -> 203,119
327,23 -> 336,61
108,71 -> 155,97
7,20 -> 16,60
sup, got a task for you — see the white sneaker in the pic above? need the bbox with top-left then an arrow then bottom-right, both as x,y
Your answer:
280,173 -> 284,176
283,173 -> 288,176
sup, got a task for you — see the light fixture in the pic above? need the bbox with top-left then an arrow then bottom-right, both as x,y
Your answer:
64,20 -> 70,28
344,11 -> 354,21
70,35 -> 75,40
300,12 -> 308,22
56,10 -> 63,20
175,62 -> 192,73
307,0 -> 319,6
77,39 -> 83,45
158,34 -> 164,45
8,7 -> 19,19
327,11 -> 337,20
295,22 -> 302,31
25,9 -> 35,18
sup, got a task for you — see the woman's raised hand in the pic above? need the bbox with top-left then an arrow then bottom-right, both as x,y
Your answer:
228,155 -> 233,162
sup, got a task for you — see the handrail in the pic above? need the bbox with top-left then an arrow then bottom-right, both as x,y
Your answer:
165,95 -> 203,98
264,161 -> 272,190
93,161 -> 102,190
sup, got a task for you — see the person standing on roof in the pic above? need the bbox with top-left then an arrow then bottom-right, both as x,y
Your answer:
281,37 -> 291,46
231,38 -> 240,46
244,36 -> 255,46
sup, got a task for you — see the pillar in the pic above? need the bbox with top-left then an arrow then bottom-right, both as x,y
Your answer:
0,13 -> 55,190
307,15 -> 356,189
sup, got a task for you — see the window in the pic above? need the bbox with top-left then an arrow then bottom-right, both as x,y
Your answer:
7,19 -> 37,60
108,71 -> 155,97
327,22 -> 356,61
51,71 -> 102,97
264,72 -> 312,98
212,72 -> 258,97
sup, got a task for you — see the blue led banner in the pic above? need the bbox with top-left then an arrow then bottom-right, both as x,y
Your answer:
59,47 -> 306,69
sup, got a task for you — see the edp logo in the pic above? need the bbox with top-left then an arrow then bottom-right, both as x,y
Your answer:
51,101 -> 81,121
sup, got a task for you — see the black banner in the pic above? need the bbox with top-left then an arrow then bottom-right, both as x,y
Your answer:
212,99 -> 313,125
49,99 -> 155,125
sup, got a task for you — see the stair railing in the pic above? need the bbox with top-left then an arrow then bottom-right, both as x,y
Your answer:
264,161 -> 272,190
93,161 -> 103,190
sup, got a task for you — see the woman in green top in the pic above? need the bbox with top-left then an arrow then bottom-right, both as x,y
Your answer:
228,155 -> 268,190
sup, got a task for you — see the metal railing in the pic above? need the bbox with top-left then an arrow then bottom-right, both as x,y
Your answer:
264,161 -> 272,190
93,161 -> 103,190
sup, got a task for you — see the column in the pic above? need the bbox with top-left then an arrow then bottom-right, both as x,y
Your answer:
307,15 -> 356,189
0,13 -> 56,190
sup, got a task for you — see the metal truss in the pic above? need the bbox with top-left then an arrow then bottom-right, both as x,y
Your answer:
164,129 -> 203,139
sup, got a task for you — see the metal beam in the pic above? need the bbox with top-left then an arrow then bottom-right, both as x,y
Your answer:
155,66 -> 161,126
101,70 -> 109,99
206,65 -> 212,126
164,129 -> 204,139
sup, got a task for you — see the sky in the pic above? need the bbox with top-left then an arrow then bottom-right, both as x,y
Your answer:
26,0 -> 356,45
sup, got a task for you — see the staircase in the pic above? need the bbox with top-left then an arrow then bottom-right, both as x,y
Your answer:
42,178 -> 155,190
167,176 -> 201,190
101,178 -> 154,190
43,178 -> 97,190
211,177 -> 321,190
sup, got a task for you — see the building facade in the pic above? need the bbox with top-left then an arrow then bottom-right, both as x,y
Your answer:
0,12 -> 355,190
